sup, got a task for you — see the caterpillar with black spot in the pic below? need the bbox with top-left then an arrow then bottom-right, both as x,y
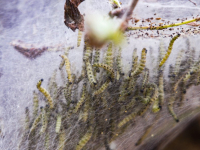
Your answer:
168,96 -> 179,122
93,63 -> 115,81
60,55 -> 72,84
159,34 -> 180,68
174,49 -> 184,76
83,41 -> 92,62
86,60 -> 97,87
25,107 -> 30,130
105,43 -> 113,68
116,47 -> 123,75
158,71 -> 164,108
130,48 -> 147,77
40,108 -> 47,134
37,79 -> 54,109
93,79 -> 110,96
142,68 -> 149,90
93,49 -> 100,75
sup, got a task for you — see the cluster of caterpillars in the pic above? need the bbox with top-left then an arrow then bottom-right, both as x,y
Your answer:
19,33 -> 200,150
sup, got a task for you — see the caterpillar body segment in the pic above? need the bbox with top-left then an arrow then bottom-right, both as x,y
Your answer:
168,98 -> 179,122
83,98 -> 89,122
142,68 -> 149,90
45,133 -> 50,150
130,48 -> 147,77
77,30 -> 82,47
93,49 -> 100,73
76,129 -> 92,150
86,60 -> 97,87
116,47 -> 123,75
73,84 -> 86,114
60,55 -> 72,84
30,109 -> 43,134
131,48 -> 138,72
55,115 -> 62,133
174,49 -> 184,76
83,42 -> 92,62
158,71 -> 164,107
93,79 -> 110,96
37,79 -> 54,109
59,59 -> 65,70
118,111 -> 136,128
25,107 -> 30,130
40,109 -> 48,134
33,91 -> 39,117
159,34 -> 180,68
105,43 -> 113,68
93,63 -> 115,81
58,131 -> 65,150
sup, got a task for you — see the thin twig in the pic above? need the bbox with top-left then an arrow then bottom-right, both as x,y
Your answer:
127,17 -> 200,30
189,0 -> 197,5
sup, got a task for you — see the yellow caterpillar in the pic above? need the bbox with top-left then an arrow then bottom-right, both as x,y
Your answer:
55,115 -> 62,133
83,97 -> 89,122
93,79 -> 110,96
30,108 -> 43,134
159,34 -> 180,68
40,108 -> 47,134
45,133 -> 49,150
76,129 -> 92,150
159,40 -> 165,62
168,96 -> 179,122
37,79 -> 54,109
60,55 -> 72,84
25,107 -> 30,130
105,43 -> 113,68
174,49 -> 184,76
86,60 -> 97,87
131,48 -> 138,71
93,49 -> 100,73
58,131 -> 65,150
73,84 -> 86,113
142,68 -> 149,90
93,63 -> 115,81
33,91 -> 39,117
130,48 -> 147,77
116,47 -> 123,75
77,30 -> 82,47
158,71 -> 164,108
83,41 -> 92,62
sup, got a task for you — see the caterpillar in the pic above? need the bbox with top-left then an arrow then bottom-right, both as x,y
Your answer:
174,49 -> 184,76
44,133 -> 49,150
93,49 -> 100,73
40,108 -> 47,134
37,79 -> 54,109
130,48 -> 147,77
83,41 -> 92,62
93,63 -> 115,81
77,30 -> 82,47
158,71 -> 164,108
83,97 -> 89,122
86,60 -> 97,87
76,129 -> 92,150
33,91 -> 39,117
116,47 -> 123,75
58,131 -> 65,150
60,55 -> 72,84
73,84 -> 86,114
93,79 -> 110,96
168,96 -> 179,122
142,68 -> 149,90
25,107 -> 30,130
105,43 -> 113,68
55,115 -> 62,133
29,107 -> 43,134
159,34 -> 180,68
